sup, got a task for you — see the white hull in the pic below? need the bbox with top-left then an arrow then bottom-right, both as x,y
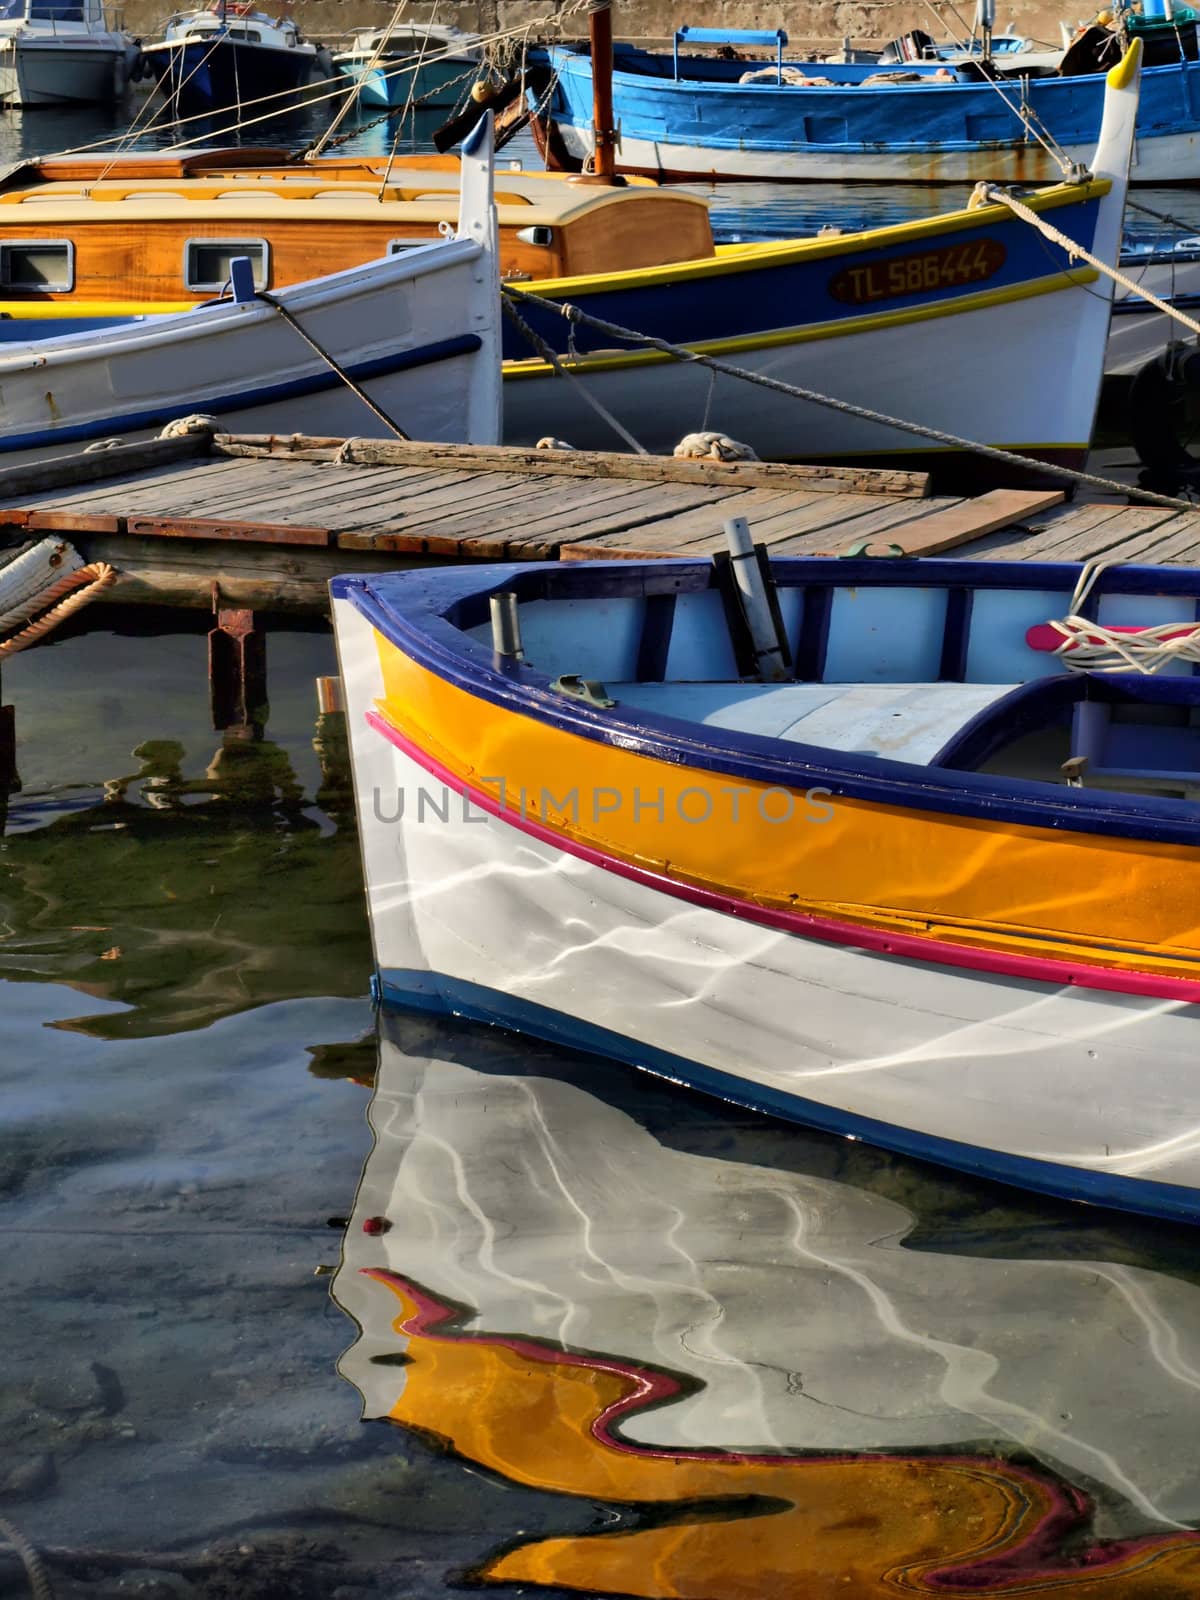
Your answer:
0,35 -> 128,104
557,120 -> 1200,185
503,287 -> 1106,462
332,596 -> 1200,1210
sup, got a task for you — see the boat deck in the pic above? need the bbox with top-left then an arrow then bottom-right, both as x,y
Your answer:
0,433 -> 1196,613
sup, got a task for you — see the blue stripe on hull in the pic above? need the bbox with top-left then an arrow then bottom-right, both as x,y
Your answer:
0,331 -> 481,453
500,197 -> 1102,359
375,966 -> 1200,1226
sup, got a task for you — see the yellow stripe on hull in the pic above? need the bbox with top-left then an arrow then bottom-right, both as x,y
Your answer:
502,268 -> 1100,380
521,178 -> 1112,298
372,635 -> 1200,983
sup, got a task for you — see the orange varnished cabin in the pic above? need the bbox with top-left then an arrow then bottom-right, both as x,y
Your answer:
0,147 -> 714,312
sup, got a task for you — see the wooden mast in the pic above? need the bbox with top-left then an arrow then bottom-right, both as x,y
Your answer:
575,0 -> 624,184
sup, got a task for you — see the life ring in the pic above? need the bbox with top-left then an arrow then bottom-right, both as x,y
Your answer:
1127,348 -> 1200,494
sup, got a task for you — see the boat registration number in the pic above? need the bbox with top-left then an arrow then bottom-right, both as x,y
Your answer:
829,239 -> 1007,305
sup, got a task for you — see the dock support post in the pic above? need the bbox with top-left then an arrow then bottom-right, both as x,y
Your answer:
208,595 -> 268,734
0,699 -> 15,795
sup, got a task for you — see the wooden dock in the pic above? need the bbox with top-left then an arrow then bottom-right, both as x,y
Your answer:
1,432 -> 1199,615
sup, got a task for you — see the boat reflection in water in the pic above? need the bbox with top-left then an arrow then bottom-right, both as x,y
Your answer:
335,1016 -> 1200,1596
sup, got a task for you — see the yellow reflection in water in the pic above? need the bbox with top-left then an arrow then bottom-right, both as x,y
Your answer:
366,1271 -> 1200,1599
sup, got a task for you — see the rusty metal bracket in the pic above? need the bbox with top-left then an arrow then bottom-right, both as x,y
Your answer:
208,592 -> 268,733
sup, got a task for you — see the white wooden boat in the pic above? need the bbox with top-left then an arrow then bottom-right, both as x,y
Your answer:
331,1023 -> 1200,1592
0,115 -> 500,460
0,0 -> 138,105
332,546 -> 1200,1227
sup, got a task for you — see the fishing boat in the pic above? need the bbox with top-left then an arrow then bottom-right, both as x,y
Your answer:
331,538 -> 1200,1225
0,0 -> 140,106
331,1025 -> 1200,1591
0,43 -> 1143,478
0,114 -> 499,460
530,7 -> 1197,181
331,22 -> 481,112
141,3 -> 324,118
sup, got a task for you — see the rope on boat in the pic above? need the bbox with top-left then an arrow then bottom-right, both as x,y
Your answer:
0,1516 -> 54,1600
501,293 -> 650,454
0,563 -> 117,657
255,290 -> 411,440
1045,558 -> 1200,670
984,185 -> 1200,339
501,284 -> 1200,512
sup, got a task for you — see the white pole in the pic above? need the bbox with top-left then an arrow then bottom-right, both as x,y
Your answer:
723,517 -> 788,682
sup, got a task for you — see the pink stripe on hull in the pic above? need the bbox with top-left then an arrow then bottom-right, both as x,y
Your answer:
365,708 -> 1200,1007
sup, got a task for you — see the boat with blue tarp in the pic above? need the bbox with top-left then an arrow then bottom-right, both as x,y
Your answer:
531,6 -> 1200,181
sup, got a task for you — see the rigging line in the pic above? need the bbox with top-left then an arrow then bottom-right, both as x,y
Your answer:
502,294 -> 650,454
309,0 -> 408,158
985,184 -> 1200,339
32,1 -> 594,165
501,282 -> 1200,512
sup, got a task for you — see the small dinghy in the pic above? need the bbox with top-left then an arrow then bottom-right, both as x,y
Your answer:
332,546 -> 1200,1224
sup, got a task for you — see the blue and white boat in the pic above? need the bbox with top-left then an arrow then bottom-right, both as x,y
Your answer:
332,23 -> 481,112
141,4 -> 324,119
532,17 -> 1200,182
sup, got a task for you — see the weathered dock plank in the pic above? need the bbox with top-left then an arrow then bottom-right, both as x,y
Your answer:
5,432 -> 1200,618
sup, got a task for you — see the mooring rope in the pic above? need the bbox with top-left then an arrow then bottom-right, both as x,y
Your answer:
0,563 -> 117,656
501,284 -> 1200,512
501,294 -> 649,454
256,290 -> 411,440
985,184 -> 1200,338
0,1516 -> 53,1600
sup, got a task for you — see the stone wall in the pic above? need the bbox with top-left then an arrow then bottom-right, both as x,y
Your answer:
119,0 -> 1078,56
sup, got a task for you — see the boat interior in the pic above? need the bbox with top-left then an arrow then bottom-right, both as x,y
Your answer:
440,559 -> 1200,802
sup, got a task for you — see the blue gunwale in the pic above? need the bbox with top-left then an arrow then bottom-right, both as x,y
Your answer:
333,557 -> 1200,848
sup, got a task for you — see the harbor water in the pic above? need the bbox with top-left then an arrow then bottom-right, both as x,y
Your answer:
1,98 -> 1199,1599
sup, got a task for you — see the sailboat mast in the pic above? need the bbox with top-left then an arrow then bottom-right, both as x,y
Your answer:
590,0 -> 617,182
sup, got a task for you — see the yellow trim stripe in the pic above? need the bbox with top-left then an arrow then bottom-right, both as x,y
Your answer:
372,640 -> 1200,983
503,268 -> 1100,381
0,300 -> 197,318
524,178 -> 1112,298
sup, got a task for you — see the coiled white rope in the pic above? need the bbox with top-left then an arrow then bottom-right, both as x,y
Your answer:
1043,558 -> 1200,672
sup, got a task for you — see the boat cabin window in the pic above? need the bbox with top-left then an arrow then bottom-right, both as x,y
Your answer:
387,238 -> 432,255
224,25 -> 261,41
0,240 -> 73,291
184,238 -> 268,291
